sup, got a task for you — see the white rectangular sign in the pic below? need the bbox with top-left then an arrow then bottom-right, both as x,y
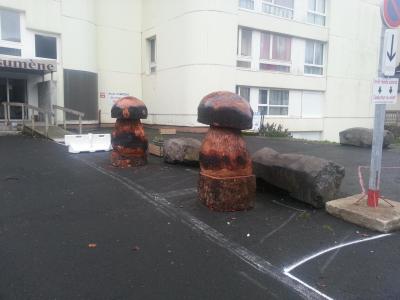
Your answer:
382,29 -> 399,76
107,92 -> 129,105
372,78 -> 399,104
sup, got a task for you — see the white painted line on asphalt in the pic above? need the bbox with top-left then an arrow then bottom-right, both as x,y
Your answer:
238,271 -> 279,298
271,199 -> 306,213
75,157 -> 326,300
283,233 -> 392,300
135,174 -> 181,183
284,233 -> 392,274
159,187 -> 197,198
260,213 -> 297,244
162,176 -> 193,190
285,272 -> 333,300
185,168 -> 199,175
319,232 -> 353,274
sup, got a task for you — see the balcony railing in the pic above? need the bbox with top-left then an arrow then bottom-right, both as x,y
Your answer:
1,102 -> 85,136
2,102 -> 53,137
262,2 -> 294,19
53,105 -> 85,134
385,110 -> 400,126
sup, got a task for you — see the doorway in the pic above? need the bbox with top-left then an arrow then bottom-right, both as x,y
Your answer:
0,77 -> 27,120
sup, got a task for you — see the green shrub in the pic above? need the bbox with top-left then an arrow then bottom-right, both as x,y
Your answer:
385,125 -> 400,144
151,135 -> 164,146
385,125 -> 400,138
258,122 -> 291,138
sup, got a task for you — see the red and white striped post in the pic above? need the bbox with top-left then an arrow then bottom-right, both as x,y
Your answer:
368,0 -> 400,207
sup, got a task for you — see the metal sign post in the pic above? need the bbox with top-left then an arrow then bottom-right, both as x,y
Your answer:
368,103 -> 386,207
368,0 -> 400,207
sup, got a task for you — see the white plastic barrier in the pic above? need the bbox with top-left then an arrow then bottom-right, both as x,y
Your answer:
64,133 -> 112,153
64,134 -> 91,153
91,134 -> 112,152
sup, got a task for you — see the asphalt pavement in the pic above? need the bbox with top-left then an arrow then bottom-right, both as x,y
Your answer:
0,133 -> 399,300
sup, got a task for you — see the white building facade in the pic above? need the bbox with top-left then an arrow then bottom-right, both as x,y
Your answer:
0,0 -> 396,141
0,0 -> 142,124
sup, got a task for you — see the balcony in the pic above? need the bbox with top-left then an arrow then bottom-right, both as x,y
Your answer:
385,110 -> 400,126
262,2 -> 294,19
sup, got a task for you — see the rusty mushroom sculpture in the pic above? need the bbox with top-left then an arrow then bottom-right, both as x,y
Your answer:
197,91 -> 256,211
111,96 -> 148,168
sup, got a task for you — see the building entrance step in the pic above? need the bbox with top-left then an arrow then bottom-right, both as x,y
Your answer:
23,124 -> 70,143
0,124 -> 20,135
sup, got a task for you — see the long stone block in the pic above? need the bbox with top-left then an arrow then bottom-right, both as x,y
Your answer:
252,147 -> 345,208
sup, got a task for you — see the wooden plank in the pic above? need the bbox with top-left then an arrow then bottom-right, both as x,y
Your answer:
160,128 -> 176,135
149,143 -> 164,157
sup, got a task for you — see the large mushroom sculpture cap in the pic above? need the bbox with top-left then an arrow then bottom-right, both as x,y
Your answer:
197,91 -> 253,130
111,96 -> 148,120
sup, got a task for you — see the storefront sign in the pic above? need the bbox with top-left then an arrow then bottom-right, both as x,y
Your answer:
0,56 -> 57,72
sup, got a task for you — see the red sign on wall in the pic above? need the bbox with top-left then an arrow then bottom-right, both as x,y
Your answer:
382,0 -> 400,28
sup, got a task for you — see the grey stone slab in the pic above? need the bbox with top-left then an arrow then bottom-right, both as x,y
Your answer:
326,194 -> 400,233
164,137 -> 201,165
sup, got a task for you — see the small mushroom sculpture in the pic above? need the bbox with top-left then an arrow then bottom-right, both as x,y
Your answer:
197,91 -> 256,211
110,96 -> 148,168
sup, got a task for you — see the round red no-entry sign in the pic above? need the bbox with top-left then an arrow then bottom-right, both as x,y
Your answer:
383,0 -> 400,28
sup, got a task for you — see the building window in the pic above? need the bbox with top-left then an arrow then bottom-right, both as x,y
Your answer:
0,46 -> 21,56
262,0 -> 294,19
259,32 -> 291,72
237,28 -> 292,72
308,0 -> 326,26
147,36 -> 156,73
258,89 -> 289,115
305,40 -> 324,75
237,28 -> 252,69
239,0 -> 254,10
236,86 -> 251,102
35,35 -> 57,59
0,9 -> 21,43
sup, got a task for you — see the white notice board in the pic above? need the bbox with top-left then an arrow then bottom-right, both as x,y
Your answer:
372,78 -> 399,104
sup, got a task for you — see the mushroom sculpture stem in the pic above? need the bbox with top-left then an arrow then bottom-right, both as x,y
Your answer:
197,91 -> 256,212
111,97 -> 148,168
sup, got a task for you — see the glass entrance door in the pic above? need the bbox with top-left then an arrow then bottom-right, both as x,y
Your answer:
0,78 -> 6,119
0,77 -> 27,120
8,79 -> 26,119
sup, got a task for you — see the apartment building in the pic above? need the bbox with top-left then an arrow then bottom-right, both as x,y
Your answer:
142,0 -> 390,141
0,0 -> 394,141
